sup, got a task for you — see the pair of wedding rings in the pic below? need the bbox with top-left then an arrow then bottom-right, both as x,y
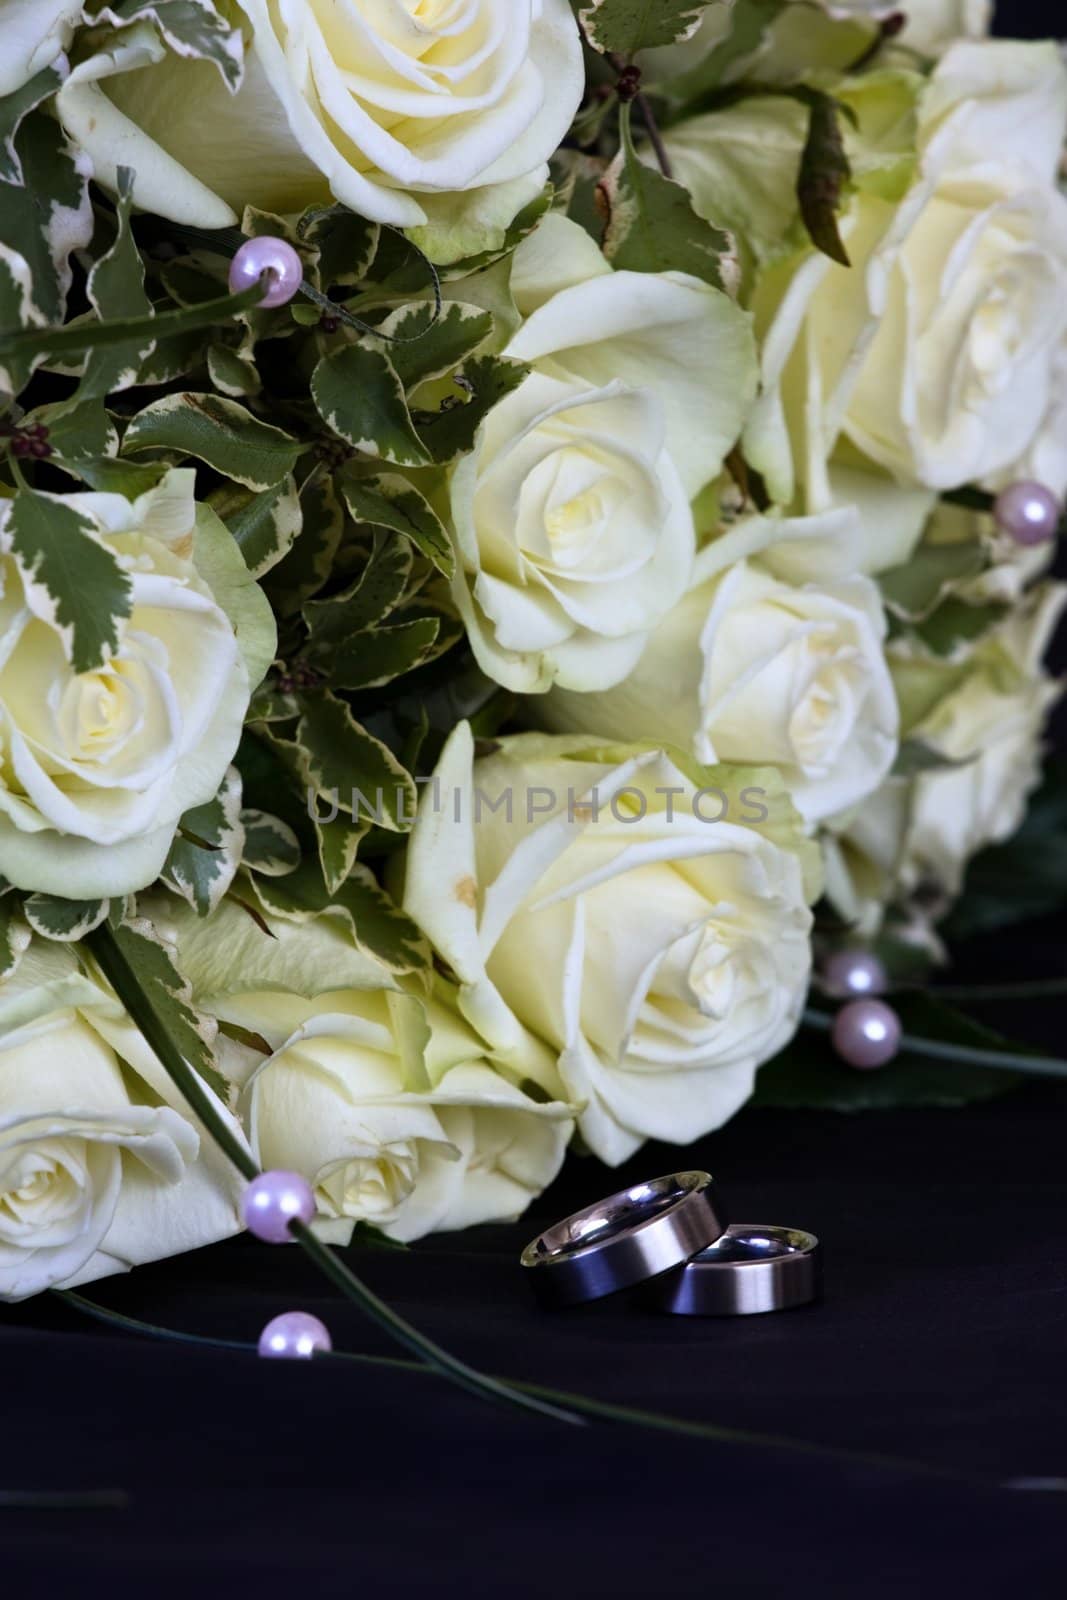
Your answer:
520,1172 -> 820,1315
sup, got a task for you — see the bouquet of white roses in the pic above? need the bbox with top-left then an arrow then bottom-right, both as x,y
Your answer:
1,0 -> 1064,1326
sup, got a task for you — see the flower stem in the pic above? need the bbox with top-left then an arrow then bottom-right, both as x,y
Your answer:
85,924 -> 580,1428
0,285 -> 264,363
803,1007 -> 1067,1079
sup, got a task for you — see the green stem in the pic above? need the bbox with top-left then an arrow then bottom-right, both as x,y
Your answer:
84,925 -> 579,1429
0,284 -> 264,363
803,1007 -> 1067,1080
56,1292 -> 960,1482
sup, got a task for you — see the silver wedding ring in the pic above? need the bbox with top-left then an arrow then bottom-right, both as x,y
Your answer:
520,1171 -> 727,1308
647,1224 -> 821,1316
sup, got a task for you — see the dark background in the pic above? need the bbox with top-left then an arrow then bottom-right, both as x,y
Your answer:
5,2 -> 1067,1596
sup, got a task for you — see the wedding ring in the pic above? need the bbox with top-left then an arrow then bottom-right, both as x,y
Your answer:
648,1224 -> 821,1316
520,1171 -> 727,1308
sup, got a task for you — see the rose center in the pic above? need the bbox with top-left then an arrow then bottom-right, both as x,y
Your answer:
58,660 -> 145,761
316,1145 -> 418,1220
0,1140 -> 87,1235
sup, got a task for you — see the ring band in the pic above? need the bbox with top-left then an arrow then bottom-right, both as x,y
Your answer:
520,1171 -> 727,1308
647,1223 -> 821,1317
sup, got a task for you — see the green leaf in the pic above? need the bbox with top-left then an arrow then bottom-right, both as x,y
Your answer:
162,768 -> 244,916
298,690 -> 416,835
214,474 -> 302,577
93,0 -> 244,90
681,0 -> 790,95
206,342 -> 261,398
2,490 -> 132,673
382,301 -> 494,393
0,113 -> 92,392
914,598 -> 1009,657
325,616 -> 441,691
299,205 -> 380,288
880,540 -> 986,621
304,529 -> 412,642
251,858 -> 430,977
264,472 -> 343,616
98,910 -> 231,1105
341,473 -> 454,579
579,0 -> 711,53
0,282 -> 264,369
414,353 -> 529,465
311,344 -> 431,467
599,102 -> 735,291
26,398 -> 118,469
795,88 -> 854,268
23,896 -> 110,942
0,61 -> 68,185
123,392 -> 302,490
753,994 -> 1030,1111
80,168 -> 156,401
0,895 -> 31,980
240,808 -> 302,877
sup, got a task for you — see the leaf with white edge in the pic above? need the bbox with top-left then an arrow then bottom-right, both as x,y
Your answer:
207,342 -> 262,398
80,168 -> 156,400
327,616 -> 441,691
304,529 -> 412,643
341,473 -> 454,579
380,301 -> 494,394
192,505 -> 278,691
24,895 -> 110,942
2,490 -> 132,673
252,860 -> 431,977
214,474 -> 302,577
311,344 -> 430,467
312,814 -> 371,895
0,896 -> 31,980
600,102 -> 735,291
26,398 -> 118,470
241,809 -> 301,876
103,910 -> 230,1102
123,392 -> 302,490
0,60 -> 68,185
90,1 -> 244,90
299,205 -> 380,288
162,768 -> 245,916
880,541 -> 987,622
414,354 -> 529,465
299,691 -> 416,834
264,472 -> 343,615
579,0 -> 711,53
0,113 -> 92,392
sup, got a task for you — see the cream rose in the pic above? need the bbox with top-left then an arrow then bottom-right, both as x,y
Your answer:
448,214 -> 757,693
541,511 -> 899,824
740,42 -> 1067,506
0,1 -> 80,98
57,1 -> 583,258
0,471 -> 274,898
403,724 -> 817,1164
826,583 -> 1067,928
0,939 -> 248,1302
162,898 -> 572,1242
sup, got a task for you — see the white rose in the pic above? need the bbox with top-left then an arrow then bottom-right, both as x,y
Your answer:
541,510 -> 899,824
448,214 -> 758,693
0,940 -> 248,1302
0,0 -> 80,98
0,471 -> 274,898
165,898 -> 573,1242
56,1 -> 584,258
826,583 -> 1067,925
743,42 -> 1067,505
403,724 -> 817,1165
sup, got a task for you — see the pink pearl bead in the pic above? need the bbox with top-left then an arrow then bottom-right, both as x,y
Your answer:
832,999 -> 902,1070
258,1311 -> 332,1361
993,481 -> 1061,546
242,1170 -> 315,1243
823,948 -> 888,999
228,236 -> 304,309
